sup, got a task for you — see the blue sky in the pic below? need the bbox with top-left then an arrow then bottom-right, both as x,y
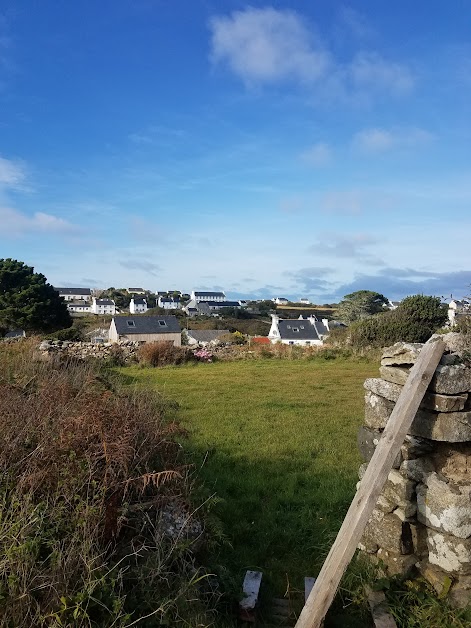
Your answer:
1,1 -> 470,301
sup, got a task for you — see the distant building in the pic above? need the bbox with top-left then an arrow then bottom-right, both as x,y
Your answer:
268,314 -> 329,346
126,288 -> 146,295
129,297 -> 148,314
67,302 -> 92,315
274,297 -> 289,305
191,290 -> 226,302
448,299 -> 470,327
56,287 -> 92,301
158,296 -> 182,310
4,329 -> 26,339
299,298 -> 310,305
92,297 -> 116,316
109,315 -> 181,345
185,329 -> 230,346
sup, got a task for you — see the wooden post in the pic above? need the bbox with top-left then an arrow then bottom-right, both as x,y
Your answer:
295,336 -> 445,628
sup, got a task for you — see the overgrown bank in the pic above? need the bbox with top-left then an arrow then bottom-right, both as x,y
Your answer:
0,339 -> 219,627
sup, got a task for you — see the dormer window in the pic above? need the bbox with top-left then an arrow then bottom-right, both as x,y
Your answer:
158,320 -> 167,326
127,320 -> 135,327
292,327 -> 299,332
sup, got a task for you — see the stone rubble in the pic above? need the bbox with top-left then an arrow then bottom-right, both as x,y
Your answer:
358,334 -> 471,608
38,339 -> 142,363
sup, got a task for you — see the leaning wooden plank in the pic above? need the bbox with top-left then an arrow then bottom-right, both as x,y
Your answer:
295,336 -> 445,628
239,570 -> 263,622
365,587 -> 397,628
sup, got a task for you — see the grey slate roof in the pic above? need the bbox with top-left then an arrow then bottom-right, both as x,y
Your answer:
56,287 -> 91,296
203,300 -> 240,308
278,319 -> 320,341
5,329 -> 25,338
113,316 -> 181,335
314,320 -> 329,336
187,329 -> 229,343
132,297 -> 147,305
194,291 -> 226,297
96,299 -> 115,305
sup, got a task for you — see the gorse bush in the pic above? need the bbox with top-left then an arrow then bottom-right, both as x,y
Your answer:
0,339 -> 218,627
138,340 -> 195,367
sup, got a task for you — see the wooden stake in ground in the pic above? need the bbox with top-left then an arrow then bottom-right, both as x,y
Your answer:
295,336 -> 445,628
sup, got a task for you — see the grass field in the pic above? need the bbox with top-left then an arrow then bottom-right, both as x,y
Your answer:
120,357 -> 377,625
119,357 -> 471,627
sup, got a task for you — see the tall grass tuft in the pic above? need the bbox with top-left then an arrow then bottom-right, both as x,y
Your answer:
0,339 -> 218,627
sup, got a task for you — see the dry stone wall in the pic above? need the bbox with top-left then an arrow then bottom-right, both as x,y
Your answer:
358,333 -> 471,608
38,339 -> 141,363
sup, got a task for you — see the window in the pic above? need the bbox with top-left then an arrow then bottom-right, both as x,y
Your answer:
287,325 -> 291,329
306,341 -> 310,346
300,325 -> 304,329
289,341 -> 294,345
158,320 -> 167,327
127,320 -> 135,327
292,327 -> 299,332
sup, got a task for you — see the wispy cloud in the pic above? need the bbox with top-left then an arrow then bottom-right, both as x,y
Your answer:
352,126 -> 433,153
208,7 -> 414,101
0,155 -> 26,188
308,232 -> 383,264
337,6 -> 375,40
320,190 -> 363,214
300,142 -> 332,166
0,206 -> 83,237
118,259 -> 161,277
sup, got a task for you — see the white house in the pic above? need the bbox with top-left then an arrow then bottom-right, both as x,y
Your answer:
185,329 -> 230,346
130,297 -> 148,314
91,297 -> 116,316
268,314 -> 330,346
448,299 -> 470,327
56,287 -> 92,301
191,290 -> 226,302
126,287 -> 146,295
158,296 -> 182,310
299,298 -> 310,305
273,297 -> 289,305
67,302 -> 92,315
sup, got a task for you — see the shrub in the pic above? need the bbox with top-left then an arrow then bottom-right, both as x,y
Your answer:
138,341 -> 194,367
0,339 -> 217,626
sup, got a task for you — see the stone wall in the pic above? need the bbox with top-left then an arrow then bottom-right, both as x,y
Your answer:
38,339 -> 141,363
358,333 -> 471,608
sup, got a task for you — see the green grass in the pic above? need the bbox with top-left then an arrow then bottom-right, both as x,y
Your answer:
120,357 -> 376,625
119,357 -> 471,627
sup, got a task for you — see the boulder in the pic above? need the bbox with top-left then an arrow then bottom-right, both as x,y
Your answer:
409,409 -> 471,443
430,364 -> 471,395
381,342 -> 423,366
364,391 -> 395,429
364,377 -> 402,402
362,509 -> 414,555
379,365 -> 410,386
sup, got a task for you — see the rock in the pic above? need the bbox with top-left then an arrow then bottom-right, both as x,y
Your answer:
409,409 -> 471,442
365,391 -> 395,429
376,548 -> 418,576
376,495 -> 396,514
357,426 -> 401,468
418,561 -> 454,596
438,332 -> 469,357
381,342 -> 423,365
426,529 -> 471,574
416,474 -> 471,539
410,522 -> 428,556
381,469 -> 416,508
400,457 -> 435,483
379,365 -> 411,386
449,574 -> 471,608
440,353 -> 463,366
401,435 -> 434,460
364,377 -> 402,402
430,364 -> 471,395
364,378 -> 467,413
363,509 -> 414,555
393,504 -> 417,520
435,445 -> 471,485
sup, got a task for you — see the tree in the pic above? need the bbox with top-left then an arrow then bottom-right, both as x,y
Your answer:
337,290 -> 389,323
0,259 -> 71,335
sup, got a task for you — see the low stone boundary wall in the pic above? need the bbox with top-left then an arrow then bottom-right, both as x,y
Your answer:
38,339 -> 142,363
358,333 -> 471,607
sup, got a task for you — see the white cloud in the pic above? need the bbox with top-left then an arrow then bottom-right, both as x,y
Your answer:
320,190 -> 363,215
208,7 -> 414,101
0,206 -> 82,237
309,232 -> 382,264
352,126 -> 434,153
337,7 -> 374,40
0,156 -> 26,188
209,7 -> 330,85
300,142 -> 332,166
349,52 -> 414,94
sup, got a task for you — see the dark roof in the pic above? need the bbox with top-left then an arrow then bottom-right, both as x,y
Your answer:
132,297 -> 147,305
96,299 -> 114,305
194,291 -> 226,297
199,300 -> 240,308
278,319 -> 320,341
56,287 -> 91,295
127,288 -> 145,293
113,316 -> 181,335
187,329 -> 229,342
5,329 -> 25,338
314,320 -> 329,336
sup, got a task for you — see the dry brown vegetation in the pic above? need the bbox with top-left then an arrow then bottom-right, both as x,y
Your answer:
137,340 -> 195,367
0,339 -> 218,627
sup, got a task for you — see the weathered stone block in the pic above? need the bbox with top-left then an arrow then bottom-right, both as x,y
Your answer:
435,445 -> 471,485
418,561 -> 454,596
430,364 -> 471,395
449,574 -> 471,608
365,391 -> 395,429
400,457 -> 435,483
417,474 -> 471,539
362,509 -> 414,555
357,426 -> 401,468
376,495 -> 396,514
409,409 -> 471,442
427,529 -> 471,574
382,469 -> 416,508
380,365 -> 410,386
393,504 -> 417,520
381,342 -> 423,366
364,377 -> 402,402
401,435 -> 434,460
376,548 -> 418,576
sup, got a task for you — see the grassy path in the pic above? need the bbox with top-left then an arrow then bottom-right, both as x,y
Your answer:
121,359 -> 376,599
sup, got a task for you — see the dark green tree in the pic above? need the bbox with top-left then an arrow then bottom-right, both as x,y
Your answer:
0,259 -> 71,335
337,290 -> 389,323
